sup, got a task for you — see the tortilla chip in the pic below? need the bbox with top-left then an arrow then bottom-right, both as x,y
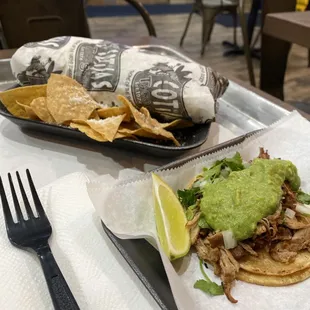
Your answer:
138,106 -> 151,118
139,106 -> 193,129
16,101 -> 39,120
118,122 -> 166,139
0,85 -> 46,118
97,106 -> 131,122
118,121 -> 139,132
46,74 -> 98,124
118,95 -> 180,146
122,128 -> 166,139
161,119 -> 194,130
86,115 -> 125,142
89,110 -> 100,120
30,97 -> 55,123
114,132 -> 138,140
117,122 -> 142,137
239,249 -> 310,276
72,116 -> 128,142
237,267 -> 310,286
70,121 -> 107,142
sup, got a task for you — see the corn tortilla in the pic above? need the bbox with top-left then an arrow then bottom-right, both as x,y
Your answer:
240,249 -> 310,276
237,267 -> 310,286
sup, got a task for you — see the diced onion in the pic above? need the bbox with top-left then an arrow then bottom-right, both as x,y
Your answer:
296,203 -> 310,215
193,177 -> 204,188
285,208 -> 295,219
222,230 -> 237,249
243,162 -> 250,168
192,180 -> 201,188
199,180 -> 207,188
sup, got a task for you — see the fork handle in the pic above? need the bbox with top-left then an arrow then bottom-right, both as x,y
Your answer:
36,245 -> 80,310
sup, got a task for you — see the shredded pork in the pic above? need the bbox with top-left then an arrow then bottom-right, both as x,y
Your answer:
230,245 -> 247,260
270,227 -> 310,263
196,238 -> 220,265
186,212 -> 201,228
219,249 -> 239,303
283,214 -> 310,230
239,242 -> 258,257
258,147 -> 270,159
207,232 -> 224,248
190,224 -> 200,245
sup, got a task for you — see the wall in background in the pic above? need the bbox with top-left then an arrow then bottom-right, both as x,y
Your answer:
86,0 -> 254,9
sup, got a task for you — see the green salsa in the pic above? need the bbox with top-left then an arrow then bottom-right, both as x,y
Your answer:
200,158 -> 300,241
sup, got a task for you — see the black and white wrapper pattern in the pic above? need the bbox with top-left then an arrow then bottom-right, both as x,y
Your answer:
10,36 -> 229,124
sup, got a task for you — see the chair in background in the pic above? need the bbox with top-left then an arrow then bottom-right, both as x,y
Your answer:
223,0 -> 261,59
125,0 -> 156,37
180,0 -> 238,57
180,0 -> 255,86
0,22 -> 5,49
0,0 -> 156,49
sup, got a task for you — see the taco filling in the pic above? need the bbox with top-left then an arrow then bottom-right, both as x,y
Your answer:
177,148 -> 310,303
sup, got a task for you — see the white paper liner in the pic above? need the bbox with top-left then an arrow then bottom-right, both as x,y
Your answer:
87,111 -> 310,310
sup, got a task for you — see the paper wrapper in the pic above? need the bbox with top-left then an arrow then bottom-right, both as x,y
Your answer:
10,36 -> 228,124
87,111 -> 310,310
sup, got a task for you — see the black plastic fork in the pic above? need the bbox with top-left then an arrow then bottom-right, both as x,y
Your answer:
0,169 -> 79,310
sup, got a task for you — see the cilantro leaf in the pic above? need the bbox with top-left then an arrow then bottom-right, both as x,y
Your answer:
194,259 -> 224,296
220,168 -> 230,179
198,215 -> 210,229
297,191 -> 310,204
185,208 -> 194,221
202,152 -> 244,184
177,188 -> 199,209
224,152 -> 244,171
209,160 -> 222,170
194,280 -> 224,296
203,163 -> 222,182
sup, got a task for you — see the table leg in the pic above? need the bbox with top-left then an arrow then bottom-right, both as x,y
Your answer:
260,0 -> 296,100
223,0 -> 261,59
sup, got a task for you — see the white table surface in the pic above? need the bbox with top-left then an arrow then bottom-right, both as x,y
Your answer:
0,115 -> 236,309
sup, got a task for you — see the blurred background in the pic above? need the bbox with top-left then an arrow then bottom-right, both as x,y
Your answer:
0,0 -> 309,106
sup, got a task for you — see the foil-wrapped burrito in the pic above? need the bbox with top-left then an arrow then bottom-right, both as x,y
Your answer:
10,36 -> 229,124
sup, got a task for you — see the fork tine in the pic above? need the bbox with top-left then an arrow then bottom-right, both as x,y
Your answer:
8,173 -> 24,222
0,176 -> 14,225
26,169 -> 46,218
16,171 -> 34,219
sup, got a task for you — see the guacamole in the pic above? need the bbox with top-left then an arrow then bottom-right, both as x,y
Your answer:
200,158 -> 300,241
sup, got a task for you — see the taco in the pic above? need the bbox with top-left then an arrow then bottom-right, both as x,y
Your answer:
177,148 -> 310,303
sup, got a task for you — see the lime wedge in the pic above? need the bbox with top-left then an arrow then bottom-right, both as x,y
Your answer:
152,173 -> 190,260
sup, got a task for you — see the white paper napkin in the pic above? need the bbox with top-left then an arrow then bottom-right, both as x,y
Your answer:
87,111 -> 310,310
0,171 -> 159,310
